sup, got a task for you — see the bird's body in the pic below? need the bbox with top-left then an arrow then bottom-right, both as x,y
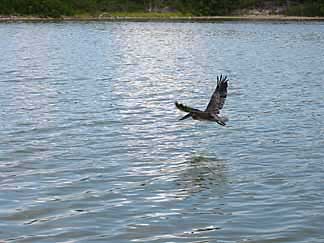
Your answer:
175,75 -> 229,126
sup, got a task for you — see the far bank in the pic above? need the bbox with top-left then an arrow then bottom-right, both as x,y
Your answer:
1,15 -> 324,22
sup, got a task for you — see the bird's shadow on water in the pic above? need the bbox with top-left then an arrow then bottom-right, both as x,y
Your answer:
175,153 -> 229,197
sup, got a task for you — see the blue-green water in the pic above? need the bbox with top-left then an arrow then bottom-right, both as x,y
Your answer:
1,21 -> 324,243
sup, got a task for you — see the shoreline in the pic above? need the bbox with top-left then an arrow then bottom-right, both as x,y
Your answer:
1,15 -> 324,22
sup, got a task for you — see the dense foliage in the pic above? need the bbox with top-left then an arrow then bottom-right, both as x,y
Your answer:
0,0 -> 324,17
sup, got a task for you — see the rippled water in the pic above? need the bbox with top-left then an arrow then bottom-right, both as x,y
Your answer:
1,21 -> 324,243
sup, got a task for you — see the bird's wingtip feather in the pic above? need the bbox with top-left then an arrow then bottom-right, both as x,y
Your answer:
217,74 -> 229,83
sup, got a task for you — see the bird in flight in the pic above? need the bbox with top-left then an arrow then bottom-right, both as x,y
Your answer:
175,75 -> 229,126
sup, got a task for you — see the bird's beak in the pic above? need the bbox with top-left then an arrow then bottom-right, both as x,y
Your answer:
179,114 -> 191,121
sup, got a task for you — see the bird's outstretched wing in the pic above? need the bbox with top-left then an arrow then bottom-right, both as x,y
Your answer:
175,101 -> 200,113
205,75 -> 228,115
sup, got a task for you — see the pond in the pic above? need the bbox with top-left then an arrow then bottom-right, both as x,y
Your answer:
0,21 -> 324,242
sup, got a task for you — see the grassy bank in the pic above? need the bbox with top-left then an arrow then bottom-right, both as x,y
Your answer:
97,11 -> 191,18
1,1 -> 324,18
1,14 -> 324,22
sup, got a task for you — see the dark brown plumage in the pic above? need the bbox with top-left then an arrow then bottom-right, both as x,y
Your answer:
175,75 -> 229,126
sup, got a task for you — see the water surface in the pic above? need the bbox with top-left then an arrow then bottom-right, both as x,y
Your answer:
0,21 -> 324,243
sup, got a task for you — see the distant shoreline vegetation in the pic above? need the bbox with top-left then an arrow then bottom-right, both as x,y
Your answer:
1,0 -> 324,18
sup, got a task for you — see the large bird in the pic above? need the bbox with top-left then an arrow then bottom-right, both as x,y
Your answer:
175,75 -> 229,126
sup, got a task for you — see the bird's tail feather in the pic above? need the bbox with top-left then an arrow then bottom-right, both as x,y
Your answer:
216,119 -> 226,126
216,116 -> 228,126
